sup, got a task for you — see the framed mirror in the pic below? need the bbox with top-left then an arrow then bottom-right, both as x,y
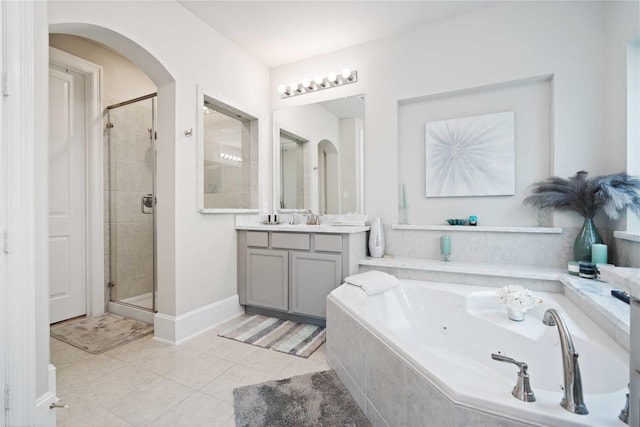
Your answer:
273,95 -> 364,215
197,86 -> 260,213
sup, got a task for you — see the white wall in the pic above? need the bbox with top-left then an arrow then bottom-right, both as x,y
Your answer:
398,77 -> 551,226
605,1 -> 640,233
48,1 -> 270,329
271,1 -> 610,228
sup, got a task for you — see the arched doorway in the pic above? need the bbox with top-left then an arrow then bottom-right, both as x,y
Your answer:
47,24 -> 175,323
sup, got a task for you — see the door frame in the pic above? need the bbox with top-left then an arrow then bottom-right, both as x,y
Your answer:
49,47 -> 104,319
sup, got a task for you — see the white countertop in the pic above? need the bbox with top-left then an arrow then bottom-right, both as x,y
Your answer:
235,223 -> 369,234
598,265 -> 640,300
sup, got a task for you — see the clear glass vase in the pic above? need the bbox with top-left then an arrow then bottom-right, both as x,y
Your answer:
573,217 -> 603,262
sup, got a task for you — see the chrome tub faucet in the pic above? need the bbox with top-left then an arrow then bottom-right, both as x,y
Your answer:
542,308 -> 588,415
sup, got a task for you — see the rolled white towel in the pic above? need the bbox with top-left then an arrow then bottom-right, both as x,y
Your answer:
344,270 -> 399,296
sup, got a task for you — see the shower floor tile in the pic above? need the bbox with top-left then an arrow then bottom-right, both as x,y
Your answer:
52,317 -> 327,426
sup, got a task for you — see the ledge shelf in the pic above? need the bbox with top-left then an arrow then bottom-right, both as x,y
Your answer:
391,224 -> 562,234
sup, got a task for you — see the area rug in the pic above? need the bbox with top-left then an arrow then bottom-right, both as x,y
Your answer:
218,314 -> 325,358
233,370 -> 370,427
50,313 -> 154,354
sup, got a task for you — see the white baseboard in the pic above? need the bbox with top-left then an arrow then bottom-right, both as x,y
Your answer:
108,301 -> 155,325
154,294 -> 243,344
34,364 -> 57,426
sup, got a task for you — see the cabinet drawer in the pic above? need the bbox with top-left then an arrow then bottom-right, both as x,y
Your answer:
314,234 -> 342,252
246,231 -> 268,247
271,232 -> 310,250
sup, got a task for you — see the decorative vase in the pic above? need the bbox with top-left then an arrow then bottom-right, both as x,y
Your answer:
573,217 -> 603,262
507,307 -> 526,322
368,217 -> 385,258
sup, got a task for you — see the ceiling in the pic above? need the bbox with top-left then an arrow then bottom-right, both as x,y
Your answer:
178,1 -> 500,68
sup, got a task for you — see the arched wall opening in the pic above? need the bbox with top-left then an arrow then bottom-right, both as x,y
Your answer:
48,23 -> 177,318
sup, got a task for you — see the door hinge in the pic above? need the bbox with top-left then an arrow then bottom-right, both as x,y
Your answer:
2,231 -> 11,254
2,73 -> 8,97
5,384 -> 11,410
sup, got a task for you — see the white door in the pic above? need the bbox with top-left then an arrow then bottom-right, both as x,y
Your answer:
49,65 -> 87,323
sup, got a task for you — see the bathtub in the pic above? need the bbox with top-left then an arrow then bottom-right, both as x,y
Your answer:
326,279 -> 628,427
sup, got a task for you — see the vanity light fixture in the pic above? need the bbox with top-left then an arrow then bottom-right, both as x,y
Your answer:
219,152 -> 243,163
279,69 -> 358,98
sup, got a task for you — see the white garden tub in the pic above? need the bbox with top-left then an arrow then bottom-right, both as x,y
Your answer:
326,279 -> 628,427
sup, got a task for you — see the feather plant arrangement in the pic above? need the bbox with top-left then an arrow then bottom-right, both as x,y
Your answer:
523,171 -> 640,261
523,171 -> 640,220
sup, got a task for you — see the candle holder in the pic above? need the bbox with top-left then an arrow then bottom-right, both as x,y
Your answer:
441,252 -> 451,262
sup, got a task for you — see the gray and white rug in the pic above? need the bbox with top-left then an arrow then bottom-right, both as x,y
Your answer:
50,313 -> 153,354
233,370 -> 371,427
219,314 -> 326,358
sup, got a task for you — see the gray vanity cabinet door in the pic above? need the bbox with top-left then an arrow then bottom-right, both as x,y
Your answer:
290,251 -> 342,318
246,248 -> 288,311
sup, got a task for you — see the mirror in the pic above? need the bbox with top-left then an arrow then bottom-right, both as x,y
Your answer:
273,95 -> 364,214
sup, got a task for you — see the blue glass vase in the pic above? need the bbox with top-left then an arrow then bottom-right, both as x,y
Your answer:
573,217 -> 603,262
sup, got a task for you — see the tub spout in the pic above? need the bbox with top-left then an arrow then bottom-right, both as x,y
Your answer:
542,308 -> 588,415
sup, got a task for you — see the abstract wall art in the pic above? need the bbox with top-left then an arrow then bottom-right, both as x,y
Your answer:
425,111 -> 515,197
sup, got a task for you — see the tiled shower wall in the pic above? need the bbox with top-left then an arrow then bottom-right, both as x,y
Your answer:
104,97 -> 154,307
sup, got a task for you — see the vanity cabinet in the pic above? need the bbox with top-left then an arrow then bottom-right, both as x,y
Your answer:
237,228 -> 367,323
246,248 -> 288,311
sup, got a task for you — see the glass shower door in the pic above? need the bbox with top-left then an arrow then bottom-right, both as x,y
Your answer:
106,94 -> 157,312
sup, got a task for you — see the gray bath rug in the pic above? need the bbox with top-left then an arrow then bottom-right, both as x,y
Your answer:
50,313 -> 153,354
233,370 -> 370,427
219,314 -> 326,358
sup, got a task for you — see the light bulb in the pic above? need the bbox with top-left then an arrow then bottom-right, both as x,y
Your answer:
219,153 -> 224,158
289,82 -> 298,91
341,68 -> 351,79
327,72 -> 337,83
302,78 -> 311,89
314,75 -> 323,85
277,85 -> 286,94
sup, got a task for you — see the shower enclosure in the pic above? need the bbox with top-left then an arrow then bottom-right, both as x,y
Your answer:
106,93 -> 157,313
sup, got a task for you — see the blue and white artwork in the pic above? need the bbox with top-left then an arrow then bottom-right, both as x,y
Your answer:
425,111 -> 515,197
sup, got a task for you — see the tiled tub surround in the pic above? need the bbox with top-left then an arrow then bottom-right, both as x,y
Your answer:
326,279 -> 629,427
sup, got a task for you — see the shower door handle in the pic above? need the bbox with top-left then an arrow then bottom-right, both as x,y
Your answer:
141,194 -> 156,214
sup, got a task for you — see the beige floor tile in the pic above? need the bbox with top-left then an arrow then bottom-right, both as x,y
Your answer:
236,346 -> 302,375
50,338 -> 95,369
56,354 -> 127,389
202,336 -> 261,362
51,312 -> 330,427
105,335 -> 177,364
107,376 -> 195,426
79,365 -> 160,408
148,392 -> 235,427
161,352 -> 235,389
56,392 -> 133,427
279,356 -> 331,379
200,363 -> 278,404
132,347 -> 205,375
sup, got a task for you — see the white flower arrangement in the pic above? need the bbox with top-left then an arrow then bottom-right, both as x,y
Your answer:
496,285 -> 543,311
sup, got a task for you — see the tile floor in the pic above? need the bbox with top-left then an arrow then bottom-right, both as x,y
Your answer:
51,316 -> 330,426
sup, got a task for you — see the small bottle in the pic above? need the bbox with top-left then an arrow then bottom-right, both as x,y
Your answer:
469,215 -> 478,226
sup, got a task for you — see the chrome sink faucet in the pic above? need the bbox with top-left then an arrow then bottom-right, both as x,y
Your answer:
542,308 -> 588,415
304,209 -> 319,225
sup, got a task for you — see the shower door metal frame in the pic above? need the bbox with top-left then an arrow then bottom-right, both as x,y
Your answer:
106,92 -> 157,313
